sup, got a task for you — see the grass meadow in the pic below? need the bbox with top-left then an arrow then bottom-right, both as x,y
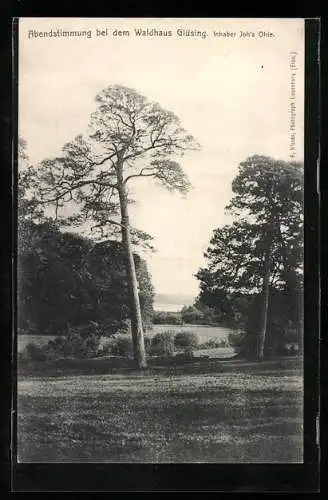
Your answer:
151,324 -> 232,340
17,324 -> 236,363
17,357 -> 303,463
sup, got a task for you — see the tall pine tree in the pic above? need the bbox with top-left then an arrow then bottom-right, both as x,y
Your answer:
196,155 -> 303,359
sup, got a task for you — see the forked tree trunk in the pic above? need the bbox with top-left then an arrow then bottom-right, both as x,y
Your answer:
257,246 -> 271,361
117,173 -> 147,369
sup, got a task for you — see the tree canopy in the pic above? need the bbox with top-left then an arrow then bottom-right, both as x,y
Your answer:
36,85 -> 199,239
196,155 -> 303,357
18,136 -> 154,338
31,85 -> 199,368
18,222 -> 154,336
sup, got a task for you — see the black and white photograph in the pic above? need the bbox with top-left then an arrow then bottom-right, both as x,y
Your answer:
17,18 -> 305,464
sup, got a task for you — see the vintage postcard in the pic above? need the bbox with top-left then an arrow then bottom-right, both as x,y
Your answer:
16,17 -> 309,469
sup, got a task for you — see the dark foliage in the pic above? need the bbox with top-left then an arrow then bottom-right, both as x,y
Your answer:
174,331 -> 199,352
152,311 -> 183,325
196,156 -> 303,358
150,332 -> 175,356
18,333 -> 102,364
18,221 -> 154,336
110,336 -> 134,358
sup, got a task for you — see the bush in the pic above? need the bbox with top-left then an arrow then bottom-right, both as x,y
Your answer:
84,334 -> 101,355
174,331 -> 199,353
98,337 -> 113,355
150,332 -> 175,356
227,330 -> 254,357
228,327 -> 301,360
181,305 -> 204,324
274,342 -> 300,357
110,336 -> 134,357
18,342 -> 58,364
152,311 -> 183,325
19,333 -> 102,364
199,338 -> 216,349
52,333 -> 101,359
198,338 -> 228,349
144,336 -> 152,354
106,335 -> 152,358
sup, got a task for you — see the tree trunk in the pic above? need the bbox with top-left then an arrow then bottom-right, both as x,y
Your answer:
117,174 -> 147,369
257,245 -> 271,361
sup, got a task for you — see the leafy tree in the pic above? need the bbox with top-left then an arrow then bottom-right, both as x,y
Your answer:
35,85 -> 199,368
193,298 -> 230,326
86,240 -> 154,334
18,138 -> 48,334
18,227 -> 154,336
18,139 -> 44,254
196,155 -> 303,359
18,223 -> 86,335
18,141 -> 154,336
152,311 -> 183,325
180,305 -> 204,324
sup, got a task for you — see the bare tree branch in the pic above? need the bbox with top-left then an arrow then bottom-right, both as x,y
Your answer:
123,171 -> 157,185
40,179 -> 119,204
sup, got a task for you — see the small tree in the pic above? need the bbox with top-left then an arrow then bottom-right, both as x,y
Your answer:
36,85 -> 200,369
181,305 -> 204,324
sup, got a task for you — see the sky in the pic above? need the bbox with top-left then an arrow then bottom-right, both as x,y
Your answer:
19,18 -> 305,307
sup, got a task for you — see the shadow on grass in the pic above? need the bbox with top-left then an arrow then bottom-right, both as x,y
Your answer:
18,355 -> 224,377
18,379 -> 303,463
17,347 -> 303,463
18,354 -> 302,379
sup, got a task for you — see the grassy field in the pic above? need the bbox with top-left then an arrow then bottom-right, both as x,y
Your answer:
17,357 -> 303,463
17,325 -> 233,354
151,324 -> 233,342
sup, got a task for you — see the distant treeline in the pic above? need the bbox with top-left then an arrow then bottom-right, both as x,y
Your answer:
153,305 -> 222,325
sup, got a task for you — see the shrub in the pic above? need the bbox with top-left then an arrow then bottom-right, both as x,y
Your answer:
84,334 -> 101,355
174,331 -> 199,353
68,325 -> 92,339
18,347 -> 31,365
152,311 -> 183,325
199,338 -> 216,349
198,338 -> 228,349
181,305 -> 204,324
105,335 -> 152,357
98,337 -> 113,355
274,342 -> 300,357
52,333 -> 101,358
111,336 -> 134,357
144,336 -> 152,354
150,332 -> 175,356
228,327 -> 302,359
227,330 -> 251,356
18,342 -> 57,364
18,333 -> 102,364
